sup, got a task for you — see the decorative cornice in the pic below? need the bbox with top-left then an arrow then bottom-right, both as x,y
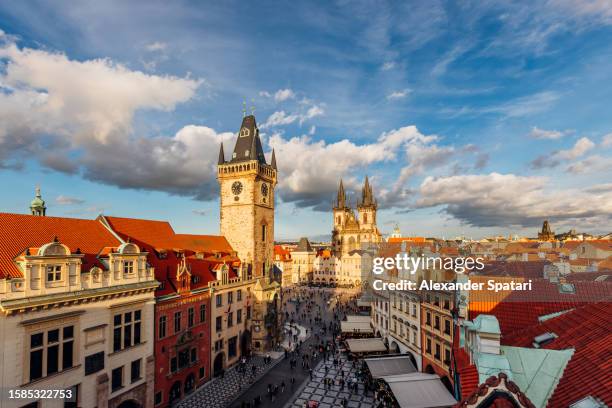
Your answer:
455,372 -> 536,408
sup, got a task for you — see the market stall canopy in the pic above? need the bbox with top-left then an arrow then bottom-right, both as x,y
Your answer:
346,315 -> 371,323
383,373 -> 456,408
345,338 -> 387,353
341,321 -> 373,333
365,356 -> 417,379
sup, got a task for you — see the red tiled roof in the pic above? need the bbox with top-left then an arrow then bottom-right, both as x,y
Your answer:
274,245 -> 292,261
101,215 -> 238,296
477,261 -> 549,279
454,347 -> 480,400
0,213 -> 120,279
502,301 -> 612,408
468,276 -> 612,334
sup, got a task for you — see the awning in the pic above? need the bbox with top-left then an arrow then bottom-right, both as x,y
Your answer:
345,338 -> 387,353
383,373 -> 457,408
346,315 -> 371,323
341,321 -> 373,333
357,299 -> 371,307
365,356 -> 417,379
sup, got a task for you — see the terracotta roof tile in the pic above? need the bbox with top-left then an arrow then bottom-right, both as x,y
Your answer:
501,301 -> 612,407
0,213 -> 120,279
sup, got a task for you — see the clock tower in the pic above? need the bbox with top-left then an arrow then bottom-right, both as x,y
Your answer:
217,114 -> 277,278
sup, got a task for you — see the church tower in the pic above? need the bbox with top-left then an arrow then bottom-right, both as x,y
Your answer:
30,186 -> 46,216
217,115 -> 277,278
357,176 -> 376,230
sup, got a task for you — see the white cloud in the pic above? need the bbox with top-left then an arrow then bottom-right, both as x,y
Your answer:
555,137 -> 595,160
566,155 -> 612,174
269,126 -> 435,209
262,104 -> 325,128
531,137 -> 595,169
259,91 -> 272,98
274,88 -> 295,102
192,209 -> 207,216
416,173 -> 612,227
56,195 -> 85,205
602,133 -> 612,147
387,89 -> 410,100
381,61 -> 396,71
145,41 -> 167,52
528,126 -> 566,140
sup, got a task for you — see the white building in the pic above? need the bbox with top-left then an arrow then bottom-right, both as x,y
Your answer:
0,212 -> 158,408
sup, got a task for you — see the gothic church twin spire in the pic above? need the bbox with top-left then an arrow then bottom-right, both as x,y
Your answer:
335,177 -> 377,210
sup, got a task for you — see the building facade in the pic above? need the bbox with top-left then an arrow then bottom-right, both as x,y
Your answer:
331,177 -> 382,257
0,213 -> 158,408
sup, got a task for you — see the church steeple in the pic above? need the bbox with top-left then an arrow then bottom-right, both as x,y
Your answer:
30,186 -> 46,216
335,179 -> 347,209
359,176 -> 376,208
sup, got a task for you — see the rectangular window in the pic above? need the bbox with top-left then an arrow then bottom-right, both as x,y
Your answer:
216,316 -> 222,332
113,310 -> 142,352
435,344 -> 441,360
237,290 -> 242,301
131,359 -> 141,383
85,352 -> 105,375
237,309 -> 242,324
445,349 -> 451,365
426,338 -> 431,354
111,366 -> 123,391
444,320 -> 451,335
227,312 -> 233,327
246,306 -> 251,320
159,316 -> 167,339
123,261 -> 134,274
228,336 -> 237,358
228,291 -> 233,304
170,357 -> 177,373
155,392 -> 163,406
29,325 -> 75,382
426,312 -> 431,326
190,348 -> 197,363
188,307 -> 195,328
46,265 -> 62,282
434,316 -> 440,330
216,294 -> 223,307
199,367 -> 205,379
174,311 -> 181,333
199,304 -> 206,323
178,349 -> 190,370
262,225 -> 267,242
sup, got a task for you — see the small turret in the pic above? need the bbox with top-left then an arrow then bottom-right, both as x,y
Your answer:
30,186 -> 46,216
218,142 -> 225,165
271,149 -> 277,170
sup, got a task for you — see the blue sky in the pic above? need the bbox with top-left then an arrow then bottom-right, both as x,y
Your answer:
0,0 -> 611,240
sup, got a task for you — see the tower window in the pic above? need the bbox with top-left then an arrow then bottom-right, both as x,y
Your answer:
262,225 -> 267,242
364,214 -> 368,223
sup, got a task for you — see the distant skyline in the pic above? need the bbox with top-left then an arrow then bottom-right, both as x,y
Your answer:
1,1 -> 611,240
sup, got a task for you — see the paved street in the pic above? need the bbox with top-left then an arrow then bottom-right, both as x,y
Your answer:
231,287 -> 349,408
178,286 -> 362,408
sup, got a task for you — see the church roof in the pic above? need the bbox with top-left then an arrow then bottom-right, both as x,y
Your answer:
230,115 -> 266,164
296,237 -> 313,252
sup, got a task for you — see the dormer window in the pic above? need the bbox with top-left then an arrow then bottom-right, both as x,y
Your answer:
245,149 -> 250,157
123,261 -> 134,275
46,265 -> 62,282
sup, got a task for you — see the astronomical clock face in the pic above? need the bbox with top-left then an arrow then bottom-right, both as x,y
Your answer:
261,183 -> 268,197
232,181 -> 243,195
